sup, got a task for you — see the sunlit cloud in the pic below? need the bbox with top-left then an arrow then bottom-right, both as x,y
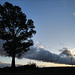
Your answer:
70,48 -> 75,54
40,46 -> 44,49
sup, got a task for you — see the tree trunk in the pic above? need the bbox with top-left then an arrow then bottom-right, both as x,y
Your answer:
11,54 -> 15,68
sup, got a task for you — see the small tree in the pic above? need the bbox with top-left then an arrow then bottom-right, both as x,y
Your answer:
0,2 -> 36,67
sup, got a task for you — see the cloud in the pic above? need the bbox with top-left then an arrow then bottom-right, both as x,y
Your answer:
73,13 -> 75,16
40,45 -> 44,49
0,45 -> 75,65
60,49 -> 72,57
70,48 -> 75,54
21,47 -> 59,62
21,47 -> 75,65
0,62 -> 10,68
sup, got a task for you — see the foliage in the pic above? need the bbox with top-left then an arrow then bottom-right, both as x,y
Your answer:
0,2 -> 36,67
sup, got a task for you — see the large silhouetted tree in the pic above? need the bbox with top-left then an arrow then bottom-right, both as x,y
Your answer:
0,2 -> 36,67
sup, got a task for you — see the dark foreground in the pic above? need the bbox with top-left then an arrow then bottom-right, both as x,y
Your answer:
0,65 -> 75,75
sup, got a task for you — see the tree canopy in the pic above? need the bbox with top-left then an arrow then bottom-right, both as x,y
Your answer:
0,2 -> 36,67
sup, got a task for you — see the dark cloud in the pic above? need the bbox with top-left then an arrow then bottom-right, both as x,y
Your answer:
0,46 -> 75,65
22,47 -> 60,62
60,50 -> 72,57
21,47 -> 75,65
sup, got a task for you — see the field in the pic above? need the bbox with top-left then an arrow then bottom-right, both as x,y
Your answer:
0,65 -> 75,75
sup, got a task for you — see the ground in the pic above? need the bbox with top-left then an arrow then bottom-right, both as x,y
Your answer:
0,65 -> 75,75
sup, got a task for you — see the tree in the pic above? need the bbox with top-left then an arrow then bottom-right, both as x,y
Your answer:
0,2 -> 36,67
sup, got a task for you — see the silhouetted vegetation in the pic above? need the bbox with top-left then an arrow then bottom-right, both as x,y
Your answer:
0,64 -> 37,72
0,65 -> 75,75
0,63 -> 75,74
0,2 -> 36,68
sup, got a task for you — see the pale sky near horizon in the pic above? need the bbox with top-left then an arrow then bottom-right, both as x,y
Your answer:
0,0 -> 75,67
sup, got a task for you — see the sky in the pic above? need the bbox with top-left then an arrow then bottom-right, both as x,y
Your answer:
0,0 -> 75,67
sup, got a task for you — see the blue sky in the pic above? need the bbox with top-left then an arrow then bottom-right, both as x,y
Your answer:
0,0 -> 75,66
0,0 -> 75,53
